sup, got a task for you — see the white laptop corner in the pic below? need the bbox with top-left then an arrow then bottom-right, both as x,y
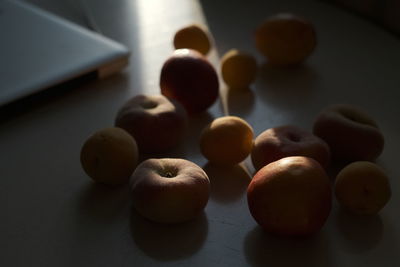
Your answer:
0,0 -> 130,106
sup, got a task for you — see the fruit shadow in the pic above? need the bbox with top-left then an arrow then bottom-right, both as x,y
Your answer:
130,209 -> 208,261
326,159 -> 348,182
244,226 -> 333,267
203,162 -> 252,203
332,207 -> 384,253
138,111 -> 215,161
75,181 -> 131,223
254,62 -> 318,108
222,86 -> 256,117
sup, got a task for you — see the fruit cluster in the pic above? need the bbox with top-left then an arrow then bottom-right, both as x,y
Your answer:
80,14 -> 391,236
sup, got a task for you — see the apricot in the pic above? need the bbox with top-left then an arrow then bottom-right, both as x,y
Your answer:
173,24 -> 211,55
255,13 -> 316,66
335,161 -> 391,215
221,49 -> 258,89
80,127 -> 139,185
200,116 -> 254,165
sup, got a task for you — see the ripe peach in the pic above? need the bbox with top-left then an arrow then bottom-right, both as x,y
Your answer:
200,116 -> 254,165
115,94 -> 187,154
247,156 -> 332,236
313,104 -> 384,161
160,49 -> 219,114
251,125 -> 330,171
80,127 -> 139,185
131,158 -> 210,223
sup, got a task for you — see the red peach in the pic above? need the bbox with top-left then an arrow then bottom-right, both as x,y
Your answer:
131,158 -> 210,223
115,94 -> 187,153
251,125 -> 330,171
313,104 -> 384,161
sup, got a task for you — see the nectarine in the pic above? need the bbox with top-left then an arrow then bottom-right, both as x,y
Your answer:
247,156 -> 332,236
160,49 -> 219,114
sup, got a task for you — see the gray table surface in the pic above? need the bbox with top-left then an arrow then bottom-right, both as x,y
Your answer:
1,0 -> 400,266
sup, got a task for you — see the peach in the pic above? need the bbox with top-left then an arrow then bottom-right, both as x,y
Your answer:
221,49 -> 258,89
251,125 -> 330,171
160,49 -> 219,114
247,156 -> 332,236
313,104 -> 384,161
200,116 -> 254,165
80,127 -> 139,185
115,94 -> 188,154
335,161 -> 391,215
131,158 -> 210,223
173,24 -> 211,55
255,13 -> 316,66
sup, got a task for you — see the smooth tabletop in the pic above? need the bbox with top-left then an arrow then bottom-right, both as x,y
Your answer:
1,0 -> 400,266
